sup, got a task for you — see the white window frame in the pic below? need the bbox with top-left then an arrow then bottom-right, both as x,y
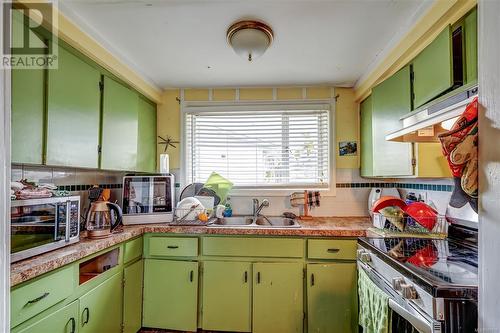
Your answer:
180,94 -> 336,197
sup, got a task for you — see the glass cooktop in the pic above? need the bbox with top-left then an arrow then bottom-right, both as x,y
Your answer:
359,237 -> 478,291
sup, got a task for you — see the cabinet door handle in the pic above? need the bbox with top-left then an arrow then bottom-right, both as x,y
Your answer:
311,273 -> 315,286
82,307 -> 90,325
327,248 -> 340,253
257,272 -> 261,284
69,317 -> 76,333
244,271 -> 248,283
190,270 -> 194,282
167,245 -> 179,249
26,292 -> 50,305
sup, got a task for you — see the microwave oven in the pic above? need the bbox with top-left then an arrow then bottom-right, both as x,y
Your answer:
122,174 -> 175,224
11,196 -> 80,263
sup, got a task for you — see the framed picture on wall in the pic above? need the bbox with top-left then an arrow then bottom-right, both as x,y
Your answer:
339,141 -> 357,156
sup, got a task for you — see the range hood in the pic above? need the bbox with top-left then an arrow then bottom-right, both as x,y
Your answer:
386,84 -> 478,142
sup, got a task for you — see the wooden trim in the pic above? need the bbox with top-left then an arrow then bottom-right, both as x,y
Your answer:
354,0 -> 477,102
16,0 -> 163,103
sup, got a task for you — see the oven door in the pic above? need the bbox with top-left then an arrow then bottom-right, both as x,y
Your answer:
11,200 -> 71,262
358,262 -> 442,333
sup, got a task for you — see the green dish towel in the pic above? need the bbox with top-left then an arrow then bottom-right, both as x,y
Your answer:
358,268 -> 390,333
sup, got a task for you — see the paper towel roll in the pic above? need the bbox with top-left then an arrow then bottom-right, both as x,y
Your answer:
160,154 -> 169,173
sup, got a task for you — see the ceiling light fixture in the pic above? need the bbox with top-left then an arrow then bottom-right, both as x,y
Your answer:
227,20 -> 273,62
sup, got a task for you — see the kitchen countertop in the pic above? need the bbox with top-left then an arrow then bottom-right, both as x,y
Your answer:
10,217 -> 371,287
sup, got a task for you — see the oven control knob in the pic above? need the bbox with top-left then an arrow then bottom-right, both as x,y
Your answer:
360,253 -> 371,263
392,277 -> 405,291
401,284 -> 418,299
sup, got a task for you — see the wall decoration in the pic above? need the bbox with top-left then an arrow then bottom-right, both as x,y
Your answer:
158,135 -> 180,152
339,141 -> 357,156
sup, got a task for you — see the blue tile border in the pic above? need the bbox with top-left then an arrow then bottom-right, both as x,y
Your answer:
57,183 -> 123,192
335,182 -> 453,192
56,182 -> 453,193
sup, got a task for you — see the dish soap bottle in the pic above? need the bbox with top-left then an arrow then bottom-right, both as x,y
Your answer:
223,197 -> 233,217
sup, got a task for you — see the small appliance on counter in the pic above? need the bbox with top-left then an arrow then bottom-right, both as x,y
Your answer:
85,200 -> 123,239
11,196 -> 80,262
122,174 -> 175,224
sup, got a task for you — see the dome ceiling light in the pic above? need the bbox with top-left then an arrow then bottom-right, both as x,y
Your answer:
227,20 -> 274,62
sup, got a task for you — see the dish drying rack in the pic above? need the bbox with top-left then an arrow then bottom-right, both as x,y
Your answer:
369,212 -> 449,239
167,207 -> 215,226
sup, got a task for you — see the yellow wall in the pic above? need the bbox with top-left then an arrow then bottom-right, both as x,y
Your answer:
157,87 -> 359,171
157,90 -> 181,170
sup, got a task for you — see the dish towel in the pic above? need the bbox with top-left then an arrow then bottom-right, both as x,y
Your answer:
289,191 -> 321,208
358,268 -> 390,333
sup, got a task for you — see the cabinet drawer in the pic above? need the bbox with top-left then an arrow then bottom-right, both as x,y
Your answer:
148,237 -> 198,257
202,237 -> 304,258
124,237 -> 143,263
307,239 -> 357,260
11,265 -> 76,327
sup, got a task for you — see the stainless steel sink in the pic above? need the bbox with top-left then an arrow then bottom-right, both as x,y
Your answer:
208,216 -> 301,228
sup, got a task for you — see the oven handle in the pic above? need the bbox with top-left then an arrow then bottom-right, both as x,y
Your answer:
65,201 -> 71,242
388,299 -> 432,333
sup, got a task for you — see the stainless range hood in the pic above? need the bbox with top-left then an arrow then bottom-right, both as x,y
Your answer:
386,84 -> 478,142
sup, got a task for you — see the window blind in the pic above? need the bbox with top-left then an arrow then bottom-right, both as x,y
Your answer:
184,106 -> 330,189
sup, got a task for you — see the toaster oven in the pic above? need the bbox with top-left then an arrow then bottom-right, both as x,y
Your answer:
11,196 -> 80,262
122,174 -> 175,224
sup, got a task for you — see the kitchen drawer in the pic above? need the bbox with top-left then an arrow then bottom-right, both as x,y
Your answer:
307,239 -> 357,260
147,237 -> 198,257
11,264 -> 76,327
124,237 -> 143,263
202,237 -> 304,258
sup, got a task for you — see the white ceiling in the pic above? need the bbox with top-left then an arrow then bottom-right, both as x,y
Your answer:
59,0 -> 431,89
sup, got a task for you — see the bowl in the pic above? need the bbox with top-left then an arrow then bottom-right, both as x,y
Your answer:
371,196 -> 407,213
404,202 -> 438,231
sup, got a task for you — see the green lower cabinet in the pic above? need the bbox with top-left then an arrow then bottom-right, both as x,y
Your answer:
202,261 -> 252,332
253,262 -> 303,333
143,259 -> 199,331
79,272 -> 123,333
12,300 -> 79,333
307,263 -> 357,333
123,260 -> 144,333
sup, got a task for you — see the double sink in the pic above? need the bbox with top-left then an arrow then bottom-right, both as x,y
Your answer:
208,216 -> 301,228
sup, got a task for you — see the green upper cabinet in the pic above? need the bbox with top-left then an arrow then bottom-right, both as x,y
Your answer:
464,8 -> 477,84
202,261 -> 252,332
46,46 -> 101,168
137,97 -> 157,172
79,272 -> 123,333
253,262 -> 303,333
362,66 -> 414,177
12,300 -> 79,333
307,263 -> 357,333
360,96 -> 373,177
413,26 -> 453,108
11,11 -> 45,165
143,259 -> 198,332
123,259 -> 144,333
11,66 -> 45,165
101,76 -> 139,171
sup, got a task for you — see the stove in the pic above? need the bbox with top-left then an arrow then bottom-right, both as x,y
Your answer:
357,224 -> 478,333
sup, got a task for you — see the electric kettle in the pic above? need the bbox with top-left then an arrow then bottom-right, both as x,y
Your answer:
86,200 -> 123,239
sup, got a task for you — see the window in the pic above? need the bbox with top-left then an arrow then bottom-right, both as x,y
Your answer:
183,103 -> 331,189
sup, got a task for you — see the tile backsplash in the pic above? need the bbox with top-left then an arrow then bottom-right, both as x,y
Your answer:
11,164 -> 126,217
11,165 -> 454,218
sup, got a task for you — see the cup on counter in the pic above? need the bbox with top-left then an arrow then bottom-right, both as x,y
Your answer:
215,204 -> 226,218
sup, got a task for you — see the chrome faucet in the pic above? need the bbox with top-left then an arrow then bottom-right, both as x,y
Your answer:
252,198 -> 269,219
